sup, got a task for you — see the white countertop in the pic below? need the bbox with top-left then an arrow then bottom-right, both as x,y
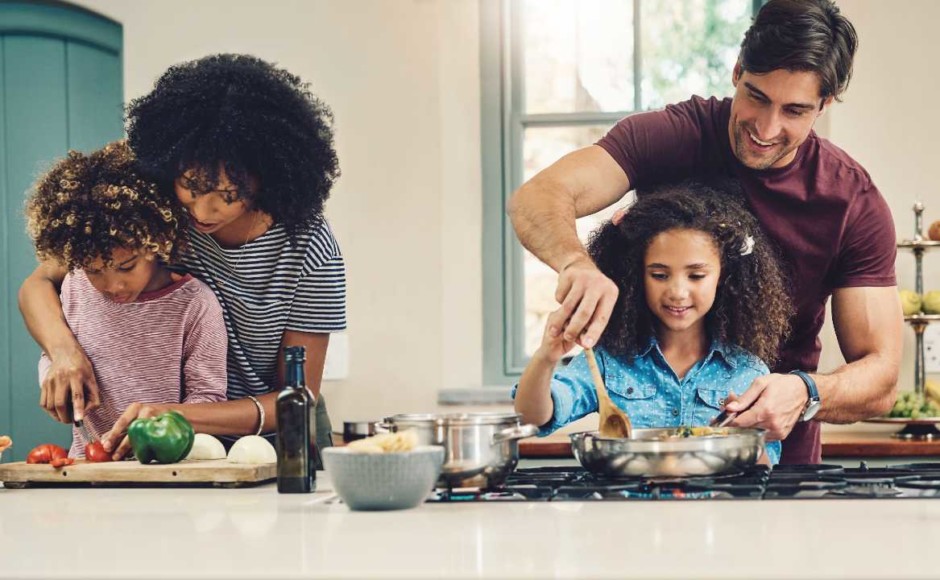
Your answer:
2,470 -> 939,580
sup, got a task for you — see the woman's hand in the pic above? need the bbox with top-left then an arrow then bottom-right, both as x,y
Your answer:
102,402 -> 169,460
535,307 -> 581,364
40,346 -> 101,423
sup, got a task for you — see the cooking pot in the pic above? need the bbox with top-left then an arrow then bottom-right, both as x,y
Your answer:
570,427 -> 766,478
378,412 -> 538,488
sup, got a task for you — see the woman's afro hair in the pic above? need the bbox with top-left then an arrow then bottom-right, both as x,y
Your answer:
126,53 -> 340,240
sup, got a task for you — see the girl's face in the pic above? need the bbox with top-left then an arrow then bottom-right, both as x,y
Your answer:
644,228 -> 721,339
174,167 -> 255,235
84,247 -> 169,304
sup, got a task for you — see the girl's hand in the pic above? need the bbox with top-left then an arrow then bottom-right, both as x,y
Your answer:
40,345 -> 101,423
536,307 -> 580,364
102,402 -> 168,460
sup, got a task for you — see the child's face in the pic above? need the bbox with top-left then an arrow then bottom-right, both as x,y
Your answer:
84,247 -> 166,304
643,228 -> 721,338
174,167 -> 256,235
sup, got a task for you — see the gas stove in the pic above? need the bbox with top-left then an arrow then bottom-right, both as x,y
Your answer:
428,463 -> 940,502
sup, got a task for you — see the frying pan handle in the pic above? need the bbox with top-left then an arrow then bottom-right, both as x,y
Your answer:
492,423 -> 539,444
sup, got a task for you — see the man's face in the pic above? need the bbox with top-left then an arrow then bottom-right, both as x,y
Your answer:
729,65 -> 833,170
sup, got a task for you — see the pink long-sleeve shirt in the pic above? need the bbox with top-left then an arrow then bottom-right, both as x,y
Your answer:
39,271 -> 228,457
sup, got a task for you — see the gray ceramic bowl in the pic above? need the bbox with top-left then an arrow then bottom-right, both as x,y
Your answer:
322,445 -> 444,511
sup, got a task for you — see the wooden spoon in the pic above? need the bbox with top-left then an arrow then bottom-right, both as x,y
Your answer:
585,347 -> 633,439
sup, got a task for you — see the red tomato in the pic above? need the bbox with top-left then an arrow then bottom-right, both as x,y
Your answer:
85,441 -> 111,462
25,443 -> 68,464
50,457 -> 74,468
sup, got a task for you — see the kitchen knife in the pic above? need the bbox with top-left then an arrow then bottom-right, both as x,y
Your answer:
74,418 -> 96,445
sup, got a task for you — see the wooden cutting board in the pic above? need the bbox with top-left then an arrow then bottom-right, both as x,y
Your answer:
0,459 -> 276,488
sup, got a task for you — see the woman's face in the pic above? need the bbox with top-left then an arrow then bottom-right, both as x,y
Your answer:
84,247 -> 167,304
174,167 -> 255,235
644,228 -> 721,339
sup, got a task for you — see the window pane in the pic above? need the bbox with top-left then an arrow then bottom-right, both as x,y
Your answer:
640,0 -> 751,109
523,0 -> 635,114
521,124 -> 631,356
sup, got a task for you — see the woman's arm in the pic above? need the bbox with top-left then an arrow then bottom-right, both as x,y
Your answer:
102,332 -> 331,459
18,261 -> 101,422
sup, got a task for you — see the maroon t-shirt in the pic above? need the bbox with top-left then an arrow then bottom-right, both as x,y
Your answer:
596,96 -> 897,464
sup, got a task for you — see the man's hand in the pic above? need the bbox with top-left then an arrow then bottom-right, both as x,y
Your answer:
554,256 -> 619,348
724,373 -> 809,441
40,346 -> 101,423
102,402 -> 168,460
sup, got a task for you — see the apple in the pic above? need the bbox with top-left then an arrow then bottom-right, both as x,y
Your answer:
900,290 -> 922,316
923,290 -> 940,315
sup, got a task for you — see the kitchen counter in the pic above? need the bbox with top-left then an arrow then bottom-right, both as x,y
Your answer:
3,472 -> 940,580
520,428 -> 940,459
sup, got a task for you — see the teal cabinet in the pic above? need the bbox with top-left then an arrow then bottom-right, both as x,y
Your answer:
0,2 -> 122,461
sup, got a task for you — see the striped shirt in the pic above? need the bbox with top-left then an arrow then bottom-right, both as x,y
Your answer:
179,218 -> 347,401
39,271 -> 228,458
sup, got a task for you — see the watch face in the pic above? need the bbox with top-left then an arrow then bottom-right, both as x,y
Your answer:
802,400 -> 821,422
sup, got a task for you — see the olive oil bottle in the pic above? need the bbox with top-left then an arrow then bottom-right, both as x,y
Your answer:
276,346 -> 317,493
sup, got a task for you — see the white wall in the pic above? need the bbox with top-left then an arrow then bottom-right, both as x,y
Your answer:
70,0 -> 484,424
69,0 -> 938,431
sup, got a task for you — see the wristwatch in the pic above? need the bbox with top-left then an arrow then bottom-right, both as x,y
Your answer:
789,370 -> 821,422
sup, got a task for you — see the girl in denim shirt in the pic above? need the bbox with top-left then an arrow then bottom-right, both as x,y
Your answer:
513,182 -> 792,464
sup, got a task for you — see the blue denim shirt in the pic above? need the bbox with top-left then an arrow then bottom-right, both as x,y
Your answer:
513,338 -> 781,465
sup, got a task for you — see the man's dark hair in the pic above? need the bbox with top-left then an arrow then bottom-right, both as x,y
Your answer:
740,0 -> 858,102
126,54 -> 340,240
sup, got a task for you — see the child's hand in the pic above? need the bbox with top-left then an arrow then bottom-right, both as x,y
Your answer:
535,308 -> 580,364
102,402 -> 168,460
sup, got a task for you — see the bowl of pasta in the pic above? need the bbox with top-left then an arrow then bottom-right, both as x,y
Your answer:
323,430 -> 444,511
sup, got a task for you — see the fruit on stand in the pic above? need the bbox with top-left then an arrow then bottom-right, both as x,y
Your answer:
923,290 -> 940,315
927,379 -> 940,407
899,289 -> 922,316
929,219 -> 940,241
128,410 -> 195,464
888,391 -> 940,419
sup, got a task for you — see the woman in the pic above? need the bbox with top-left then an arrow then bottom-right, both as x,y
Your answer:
19,54 -> 345,461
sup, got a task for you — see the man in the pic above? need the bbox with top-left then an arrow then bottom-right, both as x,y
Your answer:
507,0 -> 901,464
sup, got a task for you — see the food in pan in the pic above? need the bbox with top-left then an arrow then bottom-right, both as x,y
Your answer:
651,426 -> 732,440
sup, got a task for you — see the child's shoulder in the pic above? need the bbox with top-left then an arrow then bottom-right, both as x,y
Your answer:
718,343 -> 770,375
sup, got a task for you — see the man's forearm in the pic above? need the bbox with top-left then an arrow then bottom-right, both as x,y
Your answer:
508,176 -> 591,273
814,353 -> 899,423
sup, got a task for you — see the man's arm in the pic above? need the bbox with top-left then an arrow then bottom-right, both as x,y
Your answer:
815,285 -> 902,422
507,145 -> 630,347
726,286 -> 902,439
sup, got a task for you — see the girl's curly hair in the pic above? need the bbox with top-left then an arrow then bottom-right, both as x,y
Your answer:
26,141 -> 188,271
588,180 -> 792,366
126,53 -> 340,240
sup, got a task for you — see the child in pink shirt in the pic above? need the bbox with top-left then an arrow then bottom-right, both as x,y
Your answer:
26,141 -> 227,458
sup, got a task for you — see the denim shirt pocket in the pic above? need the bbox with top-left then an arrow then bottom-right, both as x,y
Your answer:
694,386 -> 729,425
608,382 -> 657,427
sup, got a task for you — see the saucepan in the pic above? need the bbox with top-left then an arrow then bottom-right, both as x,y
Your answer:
377,412 -> 538,488
570,427 -> 766,478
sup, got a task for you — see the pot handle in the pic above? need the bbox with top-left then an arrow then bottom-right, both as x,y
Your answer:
492,423 -> 539,444
373,421 -> 394,434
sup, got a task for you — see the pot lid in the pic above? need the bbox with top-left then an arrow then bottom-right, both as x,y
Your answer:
385,412 -> 522,426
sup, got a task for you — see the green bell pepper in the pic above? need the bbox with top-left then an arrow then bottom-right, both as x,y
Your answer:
128,410 -> 195,464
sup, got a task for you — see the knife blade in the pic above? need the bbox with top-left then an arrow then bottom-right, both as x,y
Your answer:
73,418 -> 97,445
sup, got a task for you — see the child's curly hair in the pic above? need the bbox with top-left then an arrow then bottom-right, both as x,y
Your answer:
588,180 -> 792,366
126,53 -> 340,241
26,141 -> 188,270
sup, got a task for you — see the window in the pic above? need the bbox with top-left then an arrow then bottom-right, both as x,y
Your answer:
482,0 -> 760,384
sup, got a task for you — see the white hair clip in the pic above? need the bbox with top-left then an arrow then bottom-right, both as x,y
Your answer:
739,235 -> 755,256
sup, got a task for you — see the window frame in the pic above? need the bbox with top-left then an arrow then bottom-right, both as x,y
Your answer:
480,0 -> 764,385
